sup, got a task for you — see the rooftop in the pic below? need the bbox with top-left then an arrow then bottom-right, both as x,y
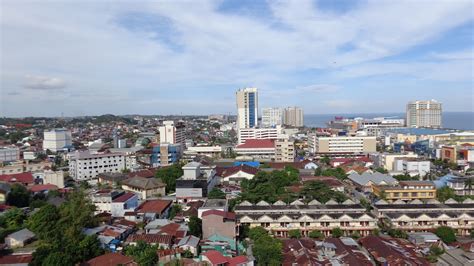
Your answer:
122,176 -> 165,190
136,199 -> 172,214
236,139 -> 275,149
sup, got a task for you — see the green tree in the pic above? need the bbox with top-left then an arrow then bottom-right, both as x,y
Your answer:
320,156 -> 330,165
155,163 -> 183,193
288,229 -> 301,239
465,178 -> 474,191
169,204 -> 182,220
124,240 -> 158,266
351,231 -> 361,239
207,188 -> 226,199
331,227 -> 344,238
6,184 -> 31,207
249,227 -> 268,241
437,187 -> 459,202
471,229 -> 474,238
435,226 -> 457,244
388,228 -> 408,239
27,204 -> 61,242
375,167 -> 388,174
301,181 -> 347,203
188,216 -> 202,238
309,230 -> 324,240
181,249 -> 194,258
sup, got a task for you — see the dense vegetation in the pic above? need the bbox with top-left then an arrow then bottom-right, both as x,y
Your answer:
28,191 -> 103,265
248,227 -> 282,265
155,163 -> 183,193
207,188 -> 226,199
124,240 -> 158,265
435,226 -> 456,244
300,181 -> 347,203
314,167 -> 347,180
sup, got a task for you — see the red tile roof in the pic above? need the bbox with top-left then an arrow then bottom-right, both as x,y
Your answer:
85,253 -> 136,266
29,184 -> 58,193
158,223 -> 181,236
0,172 -> 34,184
136,199 -> 172,214
236,139 -> 275,149
228,255 -> 249,266
216,164 -> 259,178
202,250 -> 229,265
113,192 -> 136,203
202,210 -> 236,220
0,254 -> 33,264
128,169 -> 156,178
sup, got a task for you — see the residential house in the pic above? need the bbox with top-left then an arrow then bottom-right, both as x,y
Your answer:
84,253 -> 137,266
90,190 -> 126,214
98,173 -> 128,187
235,199 -> 378,238
360,235 -> 429,265
201,251 -> 252,266
0,254 -> 33,266
216,164 -> 258,184
0,172 -> 34,186
110,192 -> 139,217
5,229 -> 35,248
136,199 -> 172,221
176,235 -> 200,256
176,162 -> 219,200
198,199 -> 228,218
202,210 -> 237,240
125,234 -> 174,249
347,172 -> 397,193
121,176 -> 166,200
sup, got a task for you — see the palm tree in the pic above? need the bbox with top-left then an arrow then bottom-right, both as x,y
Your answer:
464,177 -> 474,192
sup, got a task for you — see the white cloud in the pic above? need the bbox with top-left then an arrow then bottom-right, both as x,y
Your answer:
24,75 -> 67,90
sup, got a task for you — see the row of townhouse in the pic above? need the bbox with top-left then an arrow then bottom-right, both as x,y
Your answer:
234,199 -> 378,238
373,198 -> 474,236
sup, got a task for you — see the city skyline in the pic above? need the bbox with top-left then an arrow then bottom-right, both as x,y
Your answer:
1,0 -> 473,117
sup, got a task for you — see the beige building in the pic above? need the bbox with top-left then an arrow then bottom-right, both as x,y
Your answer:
275,138 -> 295,162
43,170 -> 65,188
236,87 -> 258,129
202,210 -> 236,240
311,136 -> 376,154
283,106 -> 304,127
406,100 -> 442,128
158,121 -> 186,148
371,153 -> 418,171
235,199 -> 378,238
121,176 -> 166,199
0,161 -> 52,175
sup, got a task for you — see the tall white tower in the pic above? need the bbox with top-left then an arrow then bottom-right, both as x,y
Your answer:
236,88 -> 258,129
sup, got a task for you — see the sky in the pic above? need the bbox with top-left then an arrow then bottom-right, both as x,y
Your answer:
1,0 -> 473,117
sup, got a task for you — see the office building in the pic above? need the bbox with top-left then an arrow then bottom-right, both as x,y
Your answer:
68,151 -> 125,180
43,128 -> 72,152
406,100 -> 442,128
310,136 -> 376,154
283,106 -> 304,127
261,107 -> 283,128
150,143 -> 182,167
0,147 -> 20,163
275,137 -> 295,162
237,126 -> 282,145
236,88 -> 258,129
159,121 -> 186,148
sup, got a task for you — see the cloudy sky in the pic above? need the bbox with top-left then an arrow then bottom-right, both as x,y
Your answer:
1,0 -> 473,117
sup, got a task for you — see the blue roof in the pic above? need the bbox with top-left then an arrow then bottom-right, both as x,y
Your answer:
387,128 -> 452,135
233,161 -> 260,168
434,174 -> 457,188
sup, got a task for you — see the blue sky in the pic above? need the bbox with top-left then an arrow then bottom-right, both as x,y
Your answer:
1,0 -> 473,117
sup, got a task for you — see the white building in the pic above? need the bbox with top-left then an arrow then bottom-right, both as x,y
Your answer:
68,151 -> 125,181
43,170 -> 65,188
109,146 -> 144,171
393,158 -> 430,177
406,100 -> 442,128
184,146 -> 222,160
237,126 -> 283,145
176,162 -> 219,200
310,136 -> 376,154
283,106 -> 304,127
371,153 -> 419,171
359,118 -> 405,137
236,87 -> 258,129
43,128 -> 72,152
159,120 -> 186,148
261,107 -> 282,128
0,146 -> 20,163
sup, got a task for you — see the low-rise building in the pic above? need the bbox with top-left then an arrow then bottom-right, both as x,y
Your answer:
392,158 -> 430,177
43,170 -> 65,188
176,162 -> 219,200
184,146 -> 222,160
373,198 -> 474,236
110,192 -> 139,217
202,210 -> 237,240
198,199 -> 228,218
5,229 -> 35,248
0,146 -> 20,163
347,172 -> 397,193
360,235 -> 429,265
121,176 -> 166,199
217,164 -> 258,184
275,137 -> 295,162
373,181 -> 437,201
136,199 -> 173,221
90,189 -> 126,214
234,139 -> 275,161
370,152 -> 418,171
309,136 -> 376,155
235,199 -> 378,238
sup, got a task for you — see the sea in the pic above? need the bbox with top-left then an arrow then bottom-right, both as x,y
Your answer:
304,112 -> 474,131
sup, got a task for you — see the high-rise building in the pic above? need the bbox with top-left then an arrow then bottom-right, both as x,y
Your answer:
159,121 -> 186,148
43,128 -> 72,152
406,100 -> 442,128
283,106 -> 304,127
261,107 -> 283,128
236,88 -> 258,129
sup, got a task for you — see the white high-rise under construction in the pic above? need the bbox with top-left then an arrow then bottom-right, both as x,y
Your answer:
406,100 -> 442,128
236,88 -> 258,129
